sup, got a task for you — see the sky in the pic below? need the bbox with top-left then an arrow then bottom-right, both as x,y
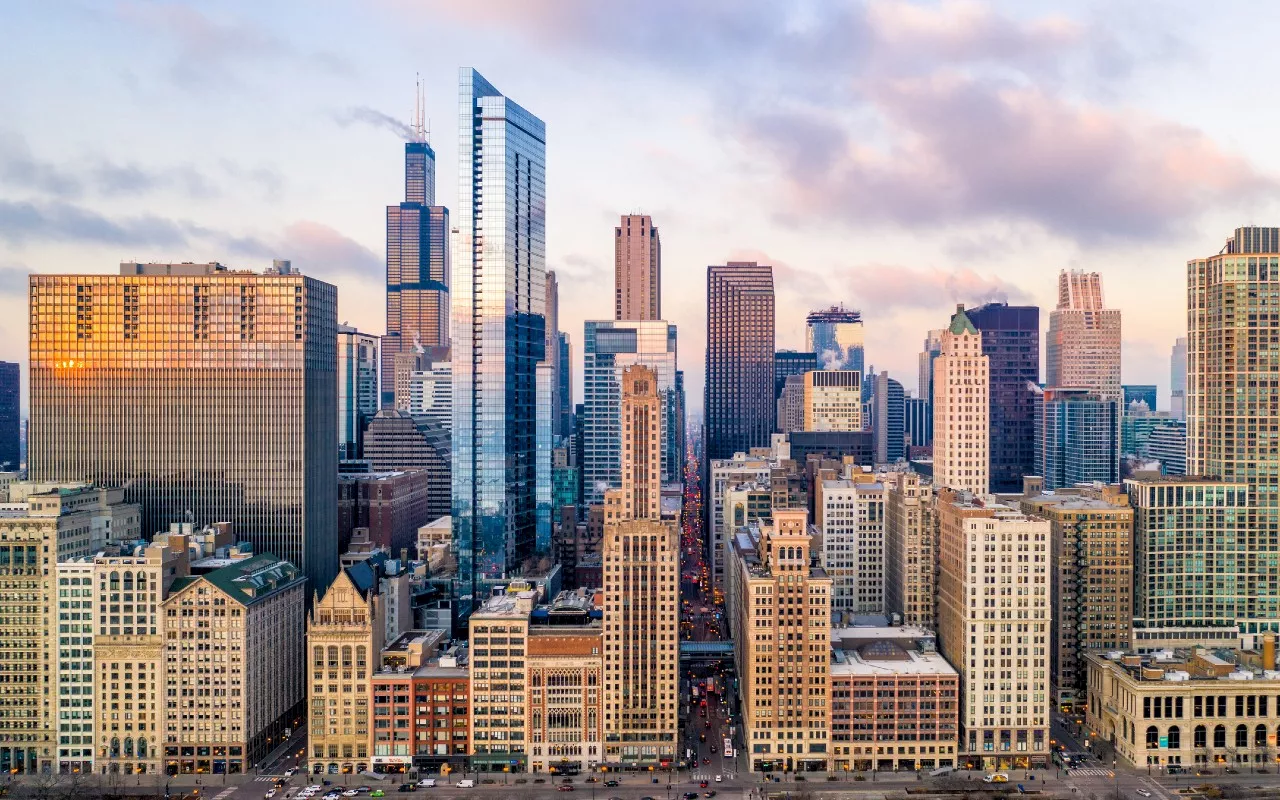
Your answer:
3,0 -> 1280,417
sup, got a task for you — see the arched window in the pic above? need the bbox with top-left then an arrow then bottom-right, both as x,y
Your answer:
124,737 -> 134,757
138,737 -> 148,758
341,646 -> 353,670
1146,726 -> 1159,748
110,737 -> 120,757
313,646 -> 324,670
136,573 -> 147,590
1195,725 -> 1207,749
109,571 -> 120,591
1257,725 -> 1268,748
1237,724 -> 1249,749
1168,727 -> 1181,749
123,572 -> 134,591
1214,725 -> 1227,749
327,646 -> 338,669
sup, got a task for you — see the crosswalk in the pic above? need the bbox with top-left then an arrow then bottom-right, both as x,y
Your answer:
690,772 -> 734,782
255,775 -> 285,782
211,788 -> 237,800
1069,767 -> 1114,777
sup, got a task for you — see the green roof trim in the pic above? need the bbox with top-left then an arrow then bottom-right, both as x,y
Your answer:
949,303 -> 978,335
184,553 -> 303,605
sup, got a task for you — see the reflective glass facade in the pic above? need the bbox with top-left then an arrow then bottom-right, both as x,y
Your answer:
28,262 -> 339,592
384,140 -> 450,403
806,306 -> 864,374
705,262 -> 774,461
967,303 -> 1040,493
1035,388 -> 1120,490
451,68 -> 547,618
338,324 -> 380,459
0,361 -> 18,470
582,320 -> 678,504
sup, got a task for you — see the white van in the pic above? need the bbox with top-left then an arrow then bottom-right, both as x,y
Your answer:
417,779 -> 435,788
455,780 -> 475,789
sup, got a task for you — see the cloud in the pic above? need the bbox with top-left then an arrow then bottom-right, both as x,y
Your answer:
115,2 -> 352,87
275,221 -> 381,283
0,199 -> 191,247
0,131 -> 225,200
332,107 -> 417,142
742,73 -> 1278,239
0,264 -> 31,298
853,263 -> 1032,311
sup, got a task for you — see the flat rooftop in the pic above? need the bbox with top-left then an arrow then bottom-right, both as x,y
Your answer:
832,647 -> 958,677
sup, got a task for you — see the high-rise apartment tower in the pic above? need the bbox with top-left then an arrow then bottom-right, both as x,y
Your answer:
932,305 -> 989,494
615,214 -> 661,321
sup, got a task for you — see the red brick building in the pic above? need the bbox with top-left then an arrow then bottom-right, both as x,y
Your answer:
338,470 -> 434,554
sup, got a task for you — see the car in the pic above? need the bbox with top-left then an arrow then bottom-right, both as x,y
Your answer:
356,788 -> 372,793
342,793 -> 359,798
265,792 -> 277,799
699,781 -> 709,788
397,785 -> 415,793
704,793 -> 717,798
604,780 -> 620,787
560,777 -> 573,784
684,794 -> 701,800
699,734 -> 706,742
710,747 -> 717,754
1225,768 -> 1239,775
983,773 -> 1009,783
371,792 -> 385,798
556,786 -> 575,793
1136,791 -> 1152,798
715,775 -> 722,782
583,777 -> 597,783
285,769 -> 297,777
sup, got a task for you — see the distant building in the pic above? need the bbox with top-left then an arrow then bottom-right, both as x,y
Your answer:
819,479 -> 886,615
903,395 -> 933,448
787,430 -> 874,468
338,470 -> 435,555
1146,424 -> 1186,476
363,409 -> 451,522
1123,384 -> 1158,414
615,214 -> 661,321
0,361 -> 18,470
774,350 -> 816,402
1170,337 -> 1187,420
884,471 -> 936,630
968,303 -> 1039,493
807,305 -> 864,374
803,370 -> 863,432
370,632 -> 469,775
407,360 -> 452,431
932,306 -> 988,494
873,372 -> 905,464
1047,270 -> 1121,403
705,262 -> 774,461
582,320 -> 679,503
467,591 -> 535,772
382,125 -> 449,403
1036,388 -> 1120,490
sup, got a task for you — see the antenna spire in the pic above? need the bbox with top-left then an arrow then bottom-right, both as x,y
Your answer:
412,73 -> 427,143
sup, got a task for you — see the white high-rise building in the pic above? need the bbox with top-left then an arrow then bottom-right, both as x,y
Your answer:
936,489 -> 1050,770
1170,336 -> 1187,421
932,305 -> 989,494
1046,270 -> 1121,402
407,360 -> 452,431
818,478 -> 887,615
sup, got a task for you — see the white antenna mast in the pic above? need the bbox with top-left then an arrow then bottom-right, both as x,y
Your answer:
412,73 -> 426,143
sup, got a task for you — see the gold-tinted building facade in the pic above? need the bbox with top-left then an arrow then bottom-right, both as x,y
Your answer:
28,262 -> 339,591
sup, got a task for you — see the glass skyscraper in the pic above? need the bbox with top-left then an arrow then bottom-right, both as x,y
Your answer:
582,320 -> 678,504
338,324 -> 380,459
968,302 -> 1040,493
451,68 -> 547,619
28,261 -> 339,591
806,305 -> 864,374
0,361 -> 18,470
1035,388 -> 1120,490
383,135 -> 450,404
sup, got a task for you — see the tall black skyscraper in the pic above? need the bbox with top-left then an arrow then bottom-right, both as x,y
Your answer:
0,362 -> 17,470
383,92 -> 450,404
705,262 -> 775,461
968,302 -> 1040,493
